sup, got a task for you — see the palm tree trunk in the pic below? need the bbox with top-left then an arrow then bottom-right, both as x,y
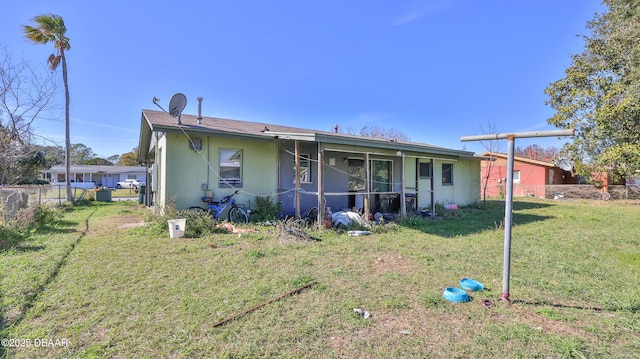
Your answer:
61,49 -> 73,202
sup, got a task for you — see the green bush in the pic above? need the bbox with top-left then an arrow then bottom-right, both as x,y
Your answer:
396,213 -> 426,227
16,178 -> 50,185
251,196 -> 281,222
179,209 -> 226,238
33,204 -> 63,224
8,204 -> 62,231
137,202 -> 226,238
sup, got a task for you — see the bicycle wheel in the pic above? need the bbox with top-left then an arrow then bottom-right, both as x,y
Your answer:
303,206 -> 318,223
229,207 -> 248,224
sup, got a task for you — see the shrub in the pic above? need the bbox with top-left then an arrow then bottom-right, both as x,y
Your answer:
178,209 -> 226,238
396,213 -> 426,227
137,202 -> 225,238
251,196 -> 281,222
16,178 -> 50,185
370,221 -> 400,234
9,204 -> 62,231
33,204 -> 62,224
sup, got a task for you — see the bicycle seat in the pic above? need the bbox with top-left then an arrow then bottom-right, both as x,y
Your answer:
201,196 -> 218,204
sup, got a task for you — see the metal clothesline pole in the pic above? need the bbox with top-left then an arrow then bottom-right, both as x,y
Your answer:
461,129 -> 574,302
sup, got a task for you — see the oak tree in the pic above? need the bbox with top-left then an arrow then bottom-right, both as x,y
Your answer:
545,0 -> 640,181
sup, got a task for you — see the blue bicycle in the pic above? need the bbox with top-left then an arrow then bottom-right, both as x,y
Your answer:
189,190 -> 248,223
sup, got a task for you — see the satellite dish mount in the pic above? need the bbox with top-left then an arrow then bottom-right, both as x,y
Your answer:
169,93 -> 187,125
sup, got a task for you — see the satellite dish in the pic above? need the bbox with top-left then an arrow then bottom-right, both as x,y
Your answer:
556,158 -> 573,171
169,93 -> 187,125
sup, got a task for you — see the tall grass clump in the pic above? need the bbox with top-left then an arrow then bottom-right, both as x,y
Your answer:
138,202 -> 224,238
3,204 -> 62,232
251,196 -> 281,222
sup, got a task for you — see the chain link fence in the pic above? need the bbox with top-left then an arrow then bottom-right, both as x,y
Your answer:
0,185 -> 95,222
546,184 -> 640,200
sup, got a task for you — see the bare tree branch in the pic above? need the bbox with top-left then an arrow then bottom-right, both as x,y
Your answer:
0,46 -> 59,184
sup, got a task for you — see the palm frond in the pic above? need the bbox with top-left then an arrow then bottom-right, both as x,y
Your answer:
47,54 -> 61,71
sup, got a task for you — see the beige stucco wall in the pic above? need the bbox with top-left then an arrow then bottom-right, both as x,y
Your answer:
153,131 -> 480,213
432,158 -> 480,206
158,132 -> 277,211
414,158 -> 480,209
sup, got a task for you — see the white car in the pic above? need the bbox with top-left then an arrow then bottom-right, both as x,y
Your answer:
116,179 -> 145,190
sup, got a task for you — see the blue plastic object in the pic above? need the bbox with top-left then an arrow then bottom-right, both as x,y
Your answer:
460,277 -> 484,291
442,287 -> 470,303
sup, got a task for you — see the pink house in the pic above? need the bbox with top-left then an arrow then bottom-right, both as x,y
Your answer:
480,152 -> 576,198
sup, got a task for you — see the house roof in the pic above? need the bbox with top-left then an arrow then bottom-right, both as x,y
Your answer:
480,152 -> 559,168
138,109 -> 478,163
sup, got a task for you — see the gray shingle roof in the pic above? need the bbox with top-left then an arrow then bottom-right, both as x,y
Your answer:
140,109 -> 477,160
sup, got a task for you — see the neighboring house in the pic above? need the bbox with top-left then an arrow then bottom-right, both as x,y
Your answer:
627,173 -> 640,189
480,152 -> 576,198
43,165 -> 146,189
138,109 -> 482,219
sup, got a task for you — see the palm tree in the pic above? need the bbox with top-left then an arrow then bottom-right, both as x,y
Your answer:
23,14 -> 73,202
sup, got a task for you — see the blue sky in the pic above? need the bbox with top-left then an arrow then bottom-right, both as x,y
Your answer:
1,1 -> 605,158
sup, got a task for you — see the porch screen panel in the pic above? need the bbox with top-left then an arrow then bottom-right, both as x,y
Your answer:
347,159 -> 365,191
371,160 -> 391,192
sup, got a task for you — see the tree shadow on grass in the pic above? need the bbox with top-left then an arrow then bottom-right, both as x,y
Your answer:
513,299 -> 640,313
32,224 -> 77,235
0,208 -> 96,349
0,231 -> 27,253
5,245 -> 46,253
399,200 -> 555,238
0,219 -> 78,253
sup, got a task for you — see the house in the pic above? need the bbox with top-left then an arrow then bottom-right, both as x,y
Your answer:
137,109 -> 482,220
43,165 -> 146,189
480,152 -> 576,198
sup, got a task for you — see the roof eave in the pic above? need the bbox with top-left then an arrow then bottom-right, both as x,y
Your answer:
155,124 -> 272,141
137,112 -> 153,164
315,133 -> 476,158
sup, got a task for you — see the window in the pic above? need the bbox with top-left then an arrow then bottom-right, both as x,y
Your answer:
442,163 -> 453,185
294,154 -> 311,183
371,160 -> 392,192
219,149 -> 242,187
419,162 -> 432,178
513,170 -> 521,183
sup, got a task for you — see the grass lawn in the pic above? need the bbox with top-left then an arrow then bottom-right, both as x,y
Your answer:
1,199 -> 639,358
